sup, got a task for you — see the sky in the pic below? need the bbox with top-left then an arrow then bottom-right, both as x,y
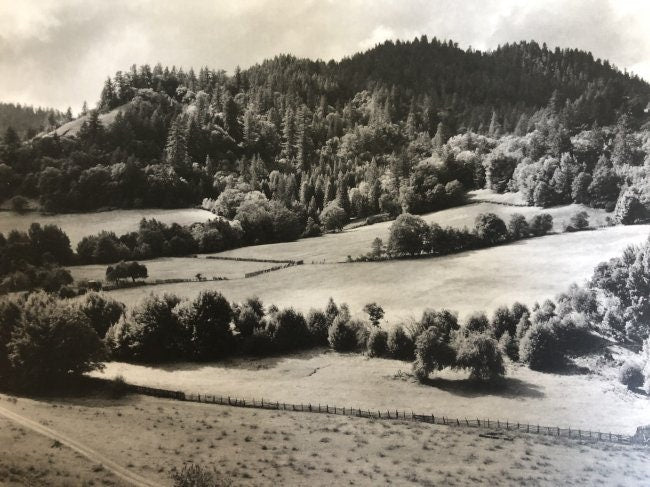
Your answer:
1,0 -> 649,113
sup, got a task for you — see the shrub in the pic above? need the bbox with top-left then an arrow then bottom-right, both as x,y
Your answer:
519,319 -> 564,370
9,195 -> 29,213
619,360 -> 644,390
474,213 -> 507,244
171,463 -> 231,487
569,211 -> 590,231
413,326 -> 456,382
233,297 -> 264,338
464,313 -> 491,336
366,328 -> 388,357
78,292 -> 125,338
363,302 -> 384,327
176,291 -> 233,360
490,306 -> 515,339
268,308 -> 309,352
529,213 -> 553,236
319,203 -> 347,232
508,213 -> 529,239
387,325 -> 415,361
241,328 -> 275,356
8,292 -> 105,386
306,309 -> 329,346
108,294 -> 185,362
387,214 -> 429,256
302,217 -> 322,238
416,309 -> 459,342
328,315 -> 359,352
454,332 -> 505,381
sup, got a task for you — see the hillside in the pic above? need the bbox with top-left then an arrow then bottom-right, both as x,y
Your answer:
1,37 -> 649,231
0,102 -> 65,138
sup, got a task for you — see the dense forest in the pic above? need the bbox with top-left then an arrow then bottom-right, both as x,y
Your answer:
1,37 -> 650,232
0,103 -> 68,139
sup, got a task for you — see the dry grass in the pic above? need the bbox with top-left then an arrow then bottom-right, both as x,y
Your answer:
68,257 -> 272,282
107,225 -> 650,321
0,415 -> 128,486
0,392 -> 647,486
94,352 -> 649,434
0,208 -> 213,246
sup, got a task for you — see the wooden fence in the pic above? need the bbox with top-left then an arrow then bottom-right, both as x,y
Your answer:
244,261 -> 302,278
124,383 -> 639,446
206,256 -> 303,265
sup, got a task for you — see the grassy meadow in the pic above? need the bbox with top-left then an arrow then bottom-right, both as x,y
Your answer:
95,347 -> 647,435
108,225 -> 650,322
0,207 -> 214,246
68,256 -> 273,282
0,392 -> 647,487
215,198 -> 611,263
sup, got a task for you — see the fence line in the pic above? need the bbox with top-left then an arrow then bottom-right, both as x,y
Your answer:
205,256 -> 303,265
244,261 -> 302,278
102,276 -> 227,291
124,383 -> 640,446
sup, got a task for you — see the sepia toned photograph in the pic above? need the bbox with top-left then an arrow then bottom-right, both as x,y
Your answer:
0,0 -> 649,485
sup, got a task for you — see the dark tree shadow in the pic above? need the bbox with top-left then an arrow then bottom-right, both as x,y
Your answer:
420,376 -> 545,399
151,347 -> 330,372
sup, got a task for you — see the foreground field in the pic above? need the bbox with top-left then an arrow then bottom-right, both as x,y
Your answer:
0,392 -> 647,486
96,348 -> 647,435
0,414 -> 127,486
0,208 -> 214,246
68,256 -> 272,282
215,199 -> 611,263
109,225 -> 650,321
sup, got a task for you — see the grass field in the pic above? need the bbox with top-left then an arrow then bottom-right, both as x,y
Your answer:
1,392 -> 647,486
108,225 -> 650,321
0,208 -> 214,246
68,257 -> 272,282
215,200 -> 611,263
0,413 -> 127,486
95,347 -> 647,435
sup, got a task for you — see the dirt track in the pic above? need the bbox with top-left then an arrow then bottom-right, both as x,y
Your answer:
0,403 -> 157,487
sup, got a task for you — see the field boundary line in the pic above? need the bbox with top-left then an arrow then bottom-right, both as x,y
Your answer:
119,382 -> 642,446
0,403 -> 158,487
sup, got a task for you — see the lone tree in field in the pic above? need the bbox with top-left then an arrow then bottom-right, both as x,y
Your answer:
507,213 -> 529,239
387,213 -> 429,256
363,302 -> 384,327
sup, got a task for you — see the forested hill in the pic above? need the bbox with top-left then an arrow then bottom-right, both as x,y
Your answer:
0,103 -> 68,139
1,37 -> 650,227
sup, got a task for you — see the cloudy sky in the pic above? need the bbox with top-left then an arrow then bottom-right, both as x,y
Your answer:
1,0 -> 649,113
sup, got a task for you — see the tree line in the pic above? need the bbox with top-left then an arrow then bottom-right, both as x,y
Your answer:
2,233 -> 649,391
0,38 -> 648,234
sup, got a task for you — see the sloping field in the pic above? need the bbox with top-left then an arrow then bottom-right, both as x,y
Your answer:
2,393 -> 647,487
68,257 -> 272,282
109,225 -> 650,321
0,208 -> 214,246
48,105 -> 126,137
96,351 -> 648,434
215,201 -> 611,263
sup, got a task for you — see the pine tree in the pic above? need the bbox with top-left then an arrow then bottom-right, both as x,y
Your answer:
336,172 -> 351,215
281,107 -> 297,160
164,116 -> 189,169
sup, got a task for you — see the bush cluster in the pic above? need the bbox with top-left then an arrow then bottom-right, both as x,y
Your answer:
362,211 -> 554,260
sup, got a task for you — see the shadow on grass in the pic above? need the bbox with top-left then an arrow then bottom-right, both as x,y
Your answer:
421,376 -> 545,399
149,346 -> 330,372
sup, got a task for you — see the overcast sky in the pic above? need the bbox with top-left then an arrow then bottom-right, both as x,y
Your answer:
1,0 -> 649,113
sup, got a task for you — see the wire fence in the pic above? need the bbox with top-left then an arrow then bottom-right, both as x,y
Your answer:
125,383 -> 641,446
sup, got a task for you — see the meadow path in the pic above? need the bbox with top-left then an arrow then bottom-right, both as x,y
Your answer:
0,403 -> 158,487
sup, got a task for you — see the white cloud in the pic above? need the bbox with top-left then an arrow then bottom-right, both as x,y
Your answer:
0,0 -> 648,111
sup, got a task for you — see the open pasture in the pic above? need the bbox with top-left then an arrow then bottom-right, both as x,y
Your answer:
1,391 -> 648,486
108,225 -> 650,322
215,199 -> 612,263
96,350 -> 649,434
68,256 -> 272,282
0,207 -> 214,246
